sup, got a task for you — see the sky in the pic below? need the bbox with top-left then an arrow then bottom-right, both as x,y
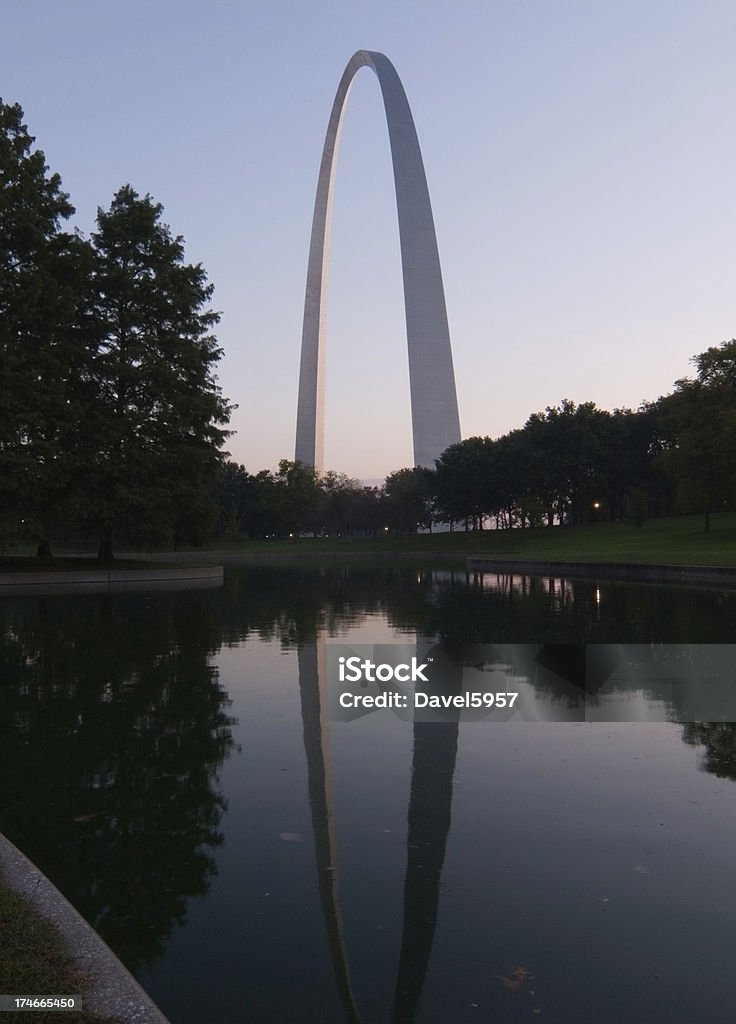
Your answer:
3,0 -> 736,479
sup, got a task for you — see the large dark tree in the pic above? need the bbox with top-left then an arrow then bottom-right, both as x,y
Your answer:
0,100 -> 90,553
272,459 -> 325,536
656,340 -> 736,531
213,461 -> 260,539
521,401 -> 611,525
434,437 -> 497,528
383,466 -> 436,533
71,186 -> 232,557
320,470 -> 363,535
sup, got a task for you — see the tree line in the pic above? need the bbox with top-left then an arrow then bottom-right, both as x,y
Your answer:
214,341 -> 736,538
1,100 -> 231,558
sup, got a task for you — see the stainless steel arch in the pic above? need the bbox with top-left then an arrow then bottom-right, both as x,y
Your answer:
295,50 -> 462,471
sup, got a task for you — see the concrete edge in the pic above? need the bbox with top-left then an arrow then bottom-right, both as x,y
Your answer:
0,565 -> 224,597
466,558 -> 736,586
0,565 -> 223,586
0,833 -> 172,1024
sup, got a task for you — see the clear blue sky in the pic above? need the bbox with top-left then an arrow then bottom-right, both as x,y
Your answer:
4,0 -> 736,477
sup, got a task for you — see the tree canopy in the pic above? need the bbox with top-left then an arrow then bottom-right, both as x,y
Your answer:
0,99 -> 233,558
71,186 -> 232,555
657,340 -> 736,531
0,99 -> 90,551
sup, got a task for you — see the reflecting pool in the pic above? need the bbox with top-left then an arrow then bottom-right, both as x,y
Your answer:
2,563 -> 736,1023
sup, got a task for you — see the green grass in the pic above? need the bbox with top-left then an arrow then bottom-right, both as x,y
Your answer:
0,886 -> 121,1024
4,513 -> 736,571
195,512 -> 736,566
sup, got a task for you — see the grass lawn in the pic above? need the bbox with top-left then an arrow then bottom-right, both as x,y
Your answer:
4,513 -> 736,571
195,512 -> 736,566
0,886 -> 121,1024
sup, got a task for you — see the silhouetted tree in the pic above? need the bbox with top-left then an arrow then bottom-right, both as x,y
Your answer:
657,340 -> 736,531
69,186 -> 232,557
383,467 -> 436,533
0,99 -> 91,554
434,437 -> 497,528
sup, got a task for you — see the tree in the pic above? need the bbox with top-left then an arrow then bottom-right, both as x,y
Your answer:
603,406 -> 670,523
492,430 -> 531,527
434,437 -> 497,528
273,459 -> 325,536
383,467 -> 436,533
346,486 -> 382,537
0,99 -> 91,553
70,186 -> 232,557
521,401 -> 611,526
321,470 -> 362,535
212,461 -> 261,539
657,340 -> 736,532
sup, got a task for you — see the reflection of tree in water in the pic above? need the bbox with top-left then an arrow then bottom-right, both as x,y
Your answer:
682,723 -> 736,780
0,592 -> 235,969
218,563 -> 419,647
213,563 -> 736,650
392,571 -> 736,646
3,564 -> 734,983
219,565 -> 736,723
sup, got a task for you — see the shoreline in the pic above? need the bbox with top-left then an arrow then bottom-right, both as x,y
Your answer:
466,557 -> 736,586
0,563 -> 223,596
3,550 -> 736,581
0,834 -> 171,1024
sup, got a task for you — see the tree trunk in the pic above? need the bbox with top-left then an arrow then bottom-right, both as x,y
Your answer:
98,537 -> 114,562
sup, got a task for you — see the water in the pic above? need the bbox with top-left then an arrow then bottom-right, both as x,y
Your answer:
2,563 -> 736,1023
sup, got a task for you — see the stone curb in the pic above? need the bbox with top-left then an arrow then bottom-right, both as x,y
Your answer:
0,834 -> 172,1024
0,565 -> 223,597
466,557 -> 736,586
0,565 -> 223,586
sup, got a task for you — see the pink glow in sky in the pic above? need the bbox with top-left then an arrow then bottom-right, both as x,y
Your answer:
4,0 -> 736,477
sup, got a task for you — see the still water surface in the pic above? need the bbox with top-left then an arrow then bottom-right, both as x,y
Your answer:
2,563 -> 736,1023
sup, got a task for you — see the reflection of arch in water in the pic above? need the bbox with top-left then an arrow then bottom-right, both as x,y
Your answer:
297,637 -> 461,1022
295,50 -> 461,471
298,644 -> 362,1022
393,657 -> 460,1023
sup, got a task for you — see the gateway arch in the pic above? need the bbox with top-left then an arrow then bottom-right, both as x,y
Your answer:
295,50 -> 461,470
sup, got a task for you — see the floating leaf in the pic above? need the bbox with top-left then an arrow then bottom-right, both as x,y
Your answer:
493,965 -> 530,991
